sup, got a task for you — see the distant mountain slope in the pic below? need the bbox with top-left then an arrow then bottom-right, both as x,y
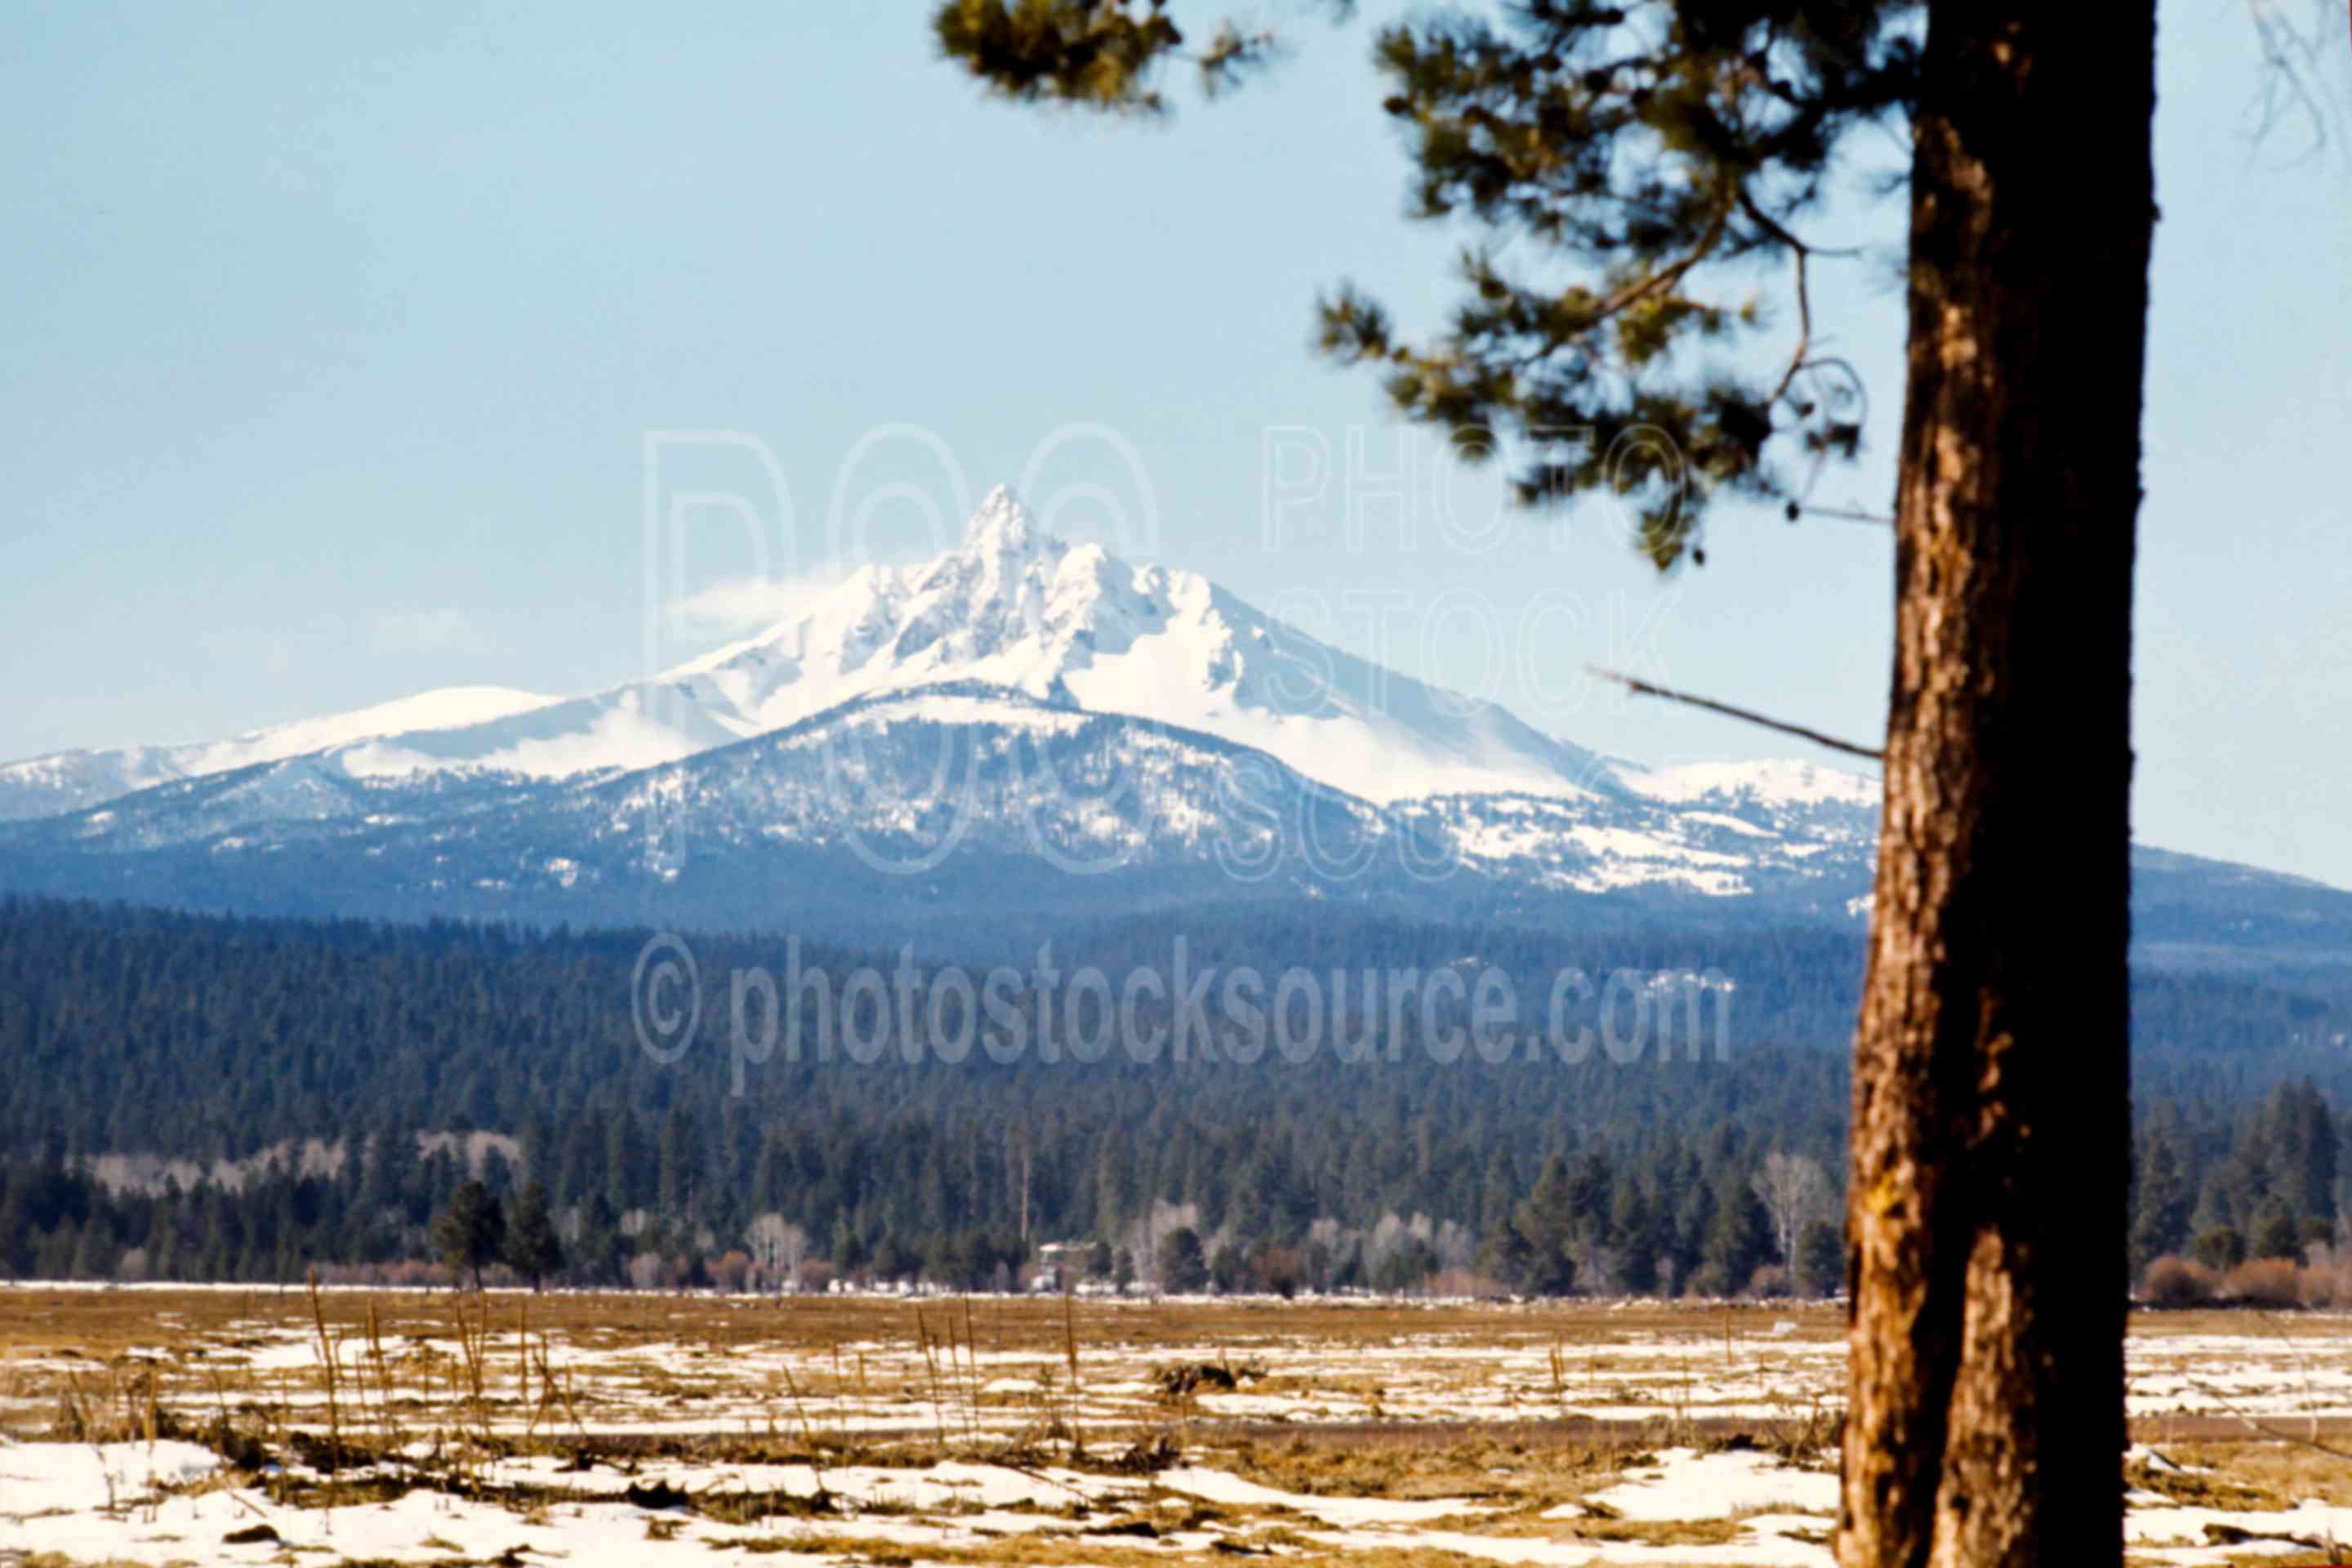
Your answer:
3,679 -> 2345,962
0,686 -> 555,822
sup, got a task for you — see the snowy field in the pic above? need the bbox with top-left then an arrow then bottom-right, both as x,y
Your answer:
6,1286 -> 2352,1566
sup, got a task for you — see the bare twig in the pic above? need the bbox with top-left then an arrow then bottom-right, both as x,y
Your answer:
1794,502 -> 1894,527
1590,666 -> 1884,761
2244,0 -> 2352,161
1771,245 -> 1813,408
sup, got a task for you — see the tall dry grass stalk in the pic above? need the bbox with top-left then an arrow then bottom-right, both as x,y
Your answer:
958,1297 -> 984,1446
60,1369 -> 119,1513
914,1306 -> 948,1452
1062,1286 -> 1085,1461
305,1268 -> 343,1502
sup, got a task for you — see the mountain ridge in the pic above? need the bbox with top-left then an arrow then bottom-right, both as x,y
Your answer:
2,674 -> 2344,964
2,488 -> 2343,962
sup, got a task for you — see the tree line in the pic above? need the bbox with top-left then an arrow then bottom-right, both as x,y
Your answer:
1,896 -> 2345,1295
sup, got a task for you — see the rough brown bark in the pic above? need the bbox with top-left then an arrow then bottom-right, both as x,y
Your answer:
1839,6 -> 2157,1566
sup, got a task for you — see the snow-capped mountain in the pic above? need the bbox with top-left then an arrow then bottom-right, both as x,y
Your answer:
6,485 -> 2344,961
651,486 -> 1624,804
0,680 -> 1882,942
7,677 -> 2341,961
0,487 -> 1624,817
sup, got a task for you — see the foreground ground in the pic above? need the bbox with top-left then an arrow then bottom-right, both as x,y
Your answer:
4,1287 -> 2352,1566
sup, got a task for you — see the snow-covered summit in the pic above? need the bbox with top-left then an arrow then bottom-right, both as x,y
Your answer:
0,485 -> 1622,814
638,484 -> 1619,803
960,481 -> 1041,555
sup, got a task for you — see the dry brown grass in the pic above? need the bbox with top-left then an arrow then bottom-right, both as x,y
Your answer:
7,1286 -> 2352,1463
2152,1440 -> 2352,1510
0,1285 -> 1838,1365
0,1286 -> 1851,1451
13,1285 -> 2352,1568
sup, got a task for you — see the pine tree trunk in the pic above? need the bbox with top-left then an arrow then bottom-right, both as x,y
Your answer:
1839,5 -> 2157,1566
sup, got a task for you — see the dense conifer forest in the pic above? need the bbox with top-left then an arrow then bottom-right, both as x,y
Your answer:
2,896 -> 2345,1296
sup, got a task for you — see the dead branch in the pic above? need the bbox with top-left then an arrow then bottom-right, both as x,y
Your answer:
1589,666 -> 1885,761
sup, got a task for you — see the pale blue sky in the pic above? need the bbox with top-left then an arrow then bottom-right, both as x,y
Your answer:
3,2 -> 2347,884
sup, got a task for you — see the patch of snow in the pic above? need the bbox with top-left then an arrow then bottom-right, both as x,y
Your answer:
1156,1467 -> 1494,1526
1628,760 -> 1880,810
1568,1448 -> 1838,1521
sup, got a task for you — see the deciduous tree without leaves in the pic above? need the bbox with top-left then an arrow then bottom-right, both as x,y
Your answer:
1753,1152 -> 1833,1277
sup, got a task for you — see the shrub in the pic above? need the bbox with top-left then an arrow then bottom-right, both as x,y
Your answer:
2297,1258 -> 2352,1308
709,1250 -> 751,1294
2138,1255 -> 2215,1306
1425,1267 -> 1506,1300
1247,1245 -> 1306,1299
2222,1257 -> 2302,1308
1744,1264 -> 1793,1300
1684,1261 -> 1737,1299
